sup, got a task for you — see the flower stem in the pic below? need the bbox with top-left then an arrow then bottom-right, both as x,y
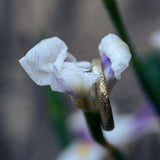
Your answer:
102,0 -> 160,109
84,111 -> 127,160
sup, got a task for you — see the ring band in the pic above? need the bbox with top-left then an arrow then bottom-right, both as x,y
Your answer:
91,58 -> 114,131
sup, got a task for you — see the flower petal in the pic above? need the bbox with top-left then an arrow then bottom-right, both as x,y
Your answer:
50,62 -> 100,95
76,61 -> 91,70
19,37 -> 68,86
61,62 -> 100,95
99,33 -> 131,79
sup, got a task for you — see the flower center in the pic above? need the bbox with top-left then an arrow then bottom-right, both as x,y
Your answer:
77,142 -> 91,158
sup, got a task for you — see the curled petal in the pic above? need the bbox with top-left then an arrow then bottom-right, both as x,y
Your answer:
99,33 -> 131,79
19,37 -> 69,86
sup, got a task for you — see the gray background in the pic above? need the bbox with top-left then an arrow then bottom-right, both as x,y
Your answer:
0,0 -> 160,159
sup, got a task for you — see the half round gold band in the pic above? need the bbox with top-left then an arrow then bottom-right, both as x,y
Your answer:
91,58 -> 114,131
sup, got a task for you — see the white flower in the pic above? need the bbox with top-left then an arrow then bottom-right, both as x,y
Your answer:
19,37 -> 100,97
56,140 -> 107,160
99,33 -> 131,81
19,34 -> 131,99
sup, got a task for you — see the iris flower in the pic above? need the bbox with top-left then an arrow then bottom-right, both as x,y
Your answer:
19,33 -> 131,106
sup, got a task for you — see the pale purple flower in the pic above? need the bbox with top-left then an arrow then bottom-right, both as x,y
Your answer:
68,104 -> 159,148
68,111 -> 92,141
103,104 -> 159,148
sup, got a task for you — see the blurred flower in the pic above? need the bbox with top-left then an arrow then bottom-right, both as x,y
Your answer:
149,30 -> 160,49
68,104 -> 159,148
68,111 -> 91,141
103,105 -> 159,147
56,140 -> 107,160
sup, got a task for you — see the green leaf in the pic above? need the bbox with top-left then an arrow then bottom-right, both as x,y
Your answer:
140,52 -> 160,112
44,86 -> 71,149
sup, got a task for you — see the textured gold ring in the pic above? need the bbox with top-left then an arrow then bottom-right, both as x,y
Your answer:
91,58 -> 114,131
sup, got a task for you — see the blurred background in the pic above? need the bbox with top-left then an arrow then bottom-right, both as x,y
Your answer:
1,0 -> 160,159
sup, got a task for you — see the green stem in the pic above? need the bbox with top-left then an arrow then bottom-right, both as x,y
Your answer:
102,0 -> 140,68
84,111 -> 127,160
103,0 -> 160,109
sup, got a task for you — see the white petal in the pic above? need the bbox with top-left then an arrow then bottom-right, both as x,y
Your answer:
76,61 -> 91,70
19,37 -> 68,86
99,33 -> 131,79
83,72 -> 100,90
51,62 -> 100,95
60,63 -> 92,93
49,67 -> 67,92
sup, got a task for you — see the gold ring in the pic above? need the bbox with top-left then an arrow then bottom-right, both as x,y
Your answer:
91,58 -> 114,131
